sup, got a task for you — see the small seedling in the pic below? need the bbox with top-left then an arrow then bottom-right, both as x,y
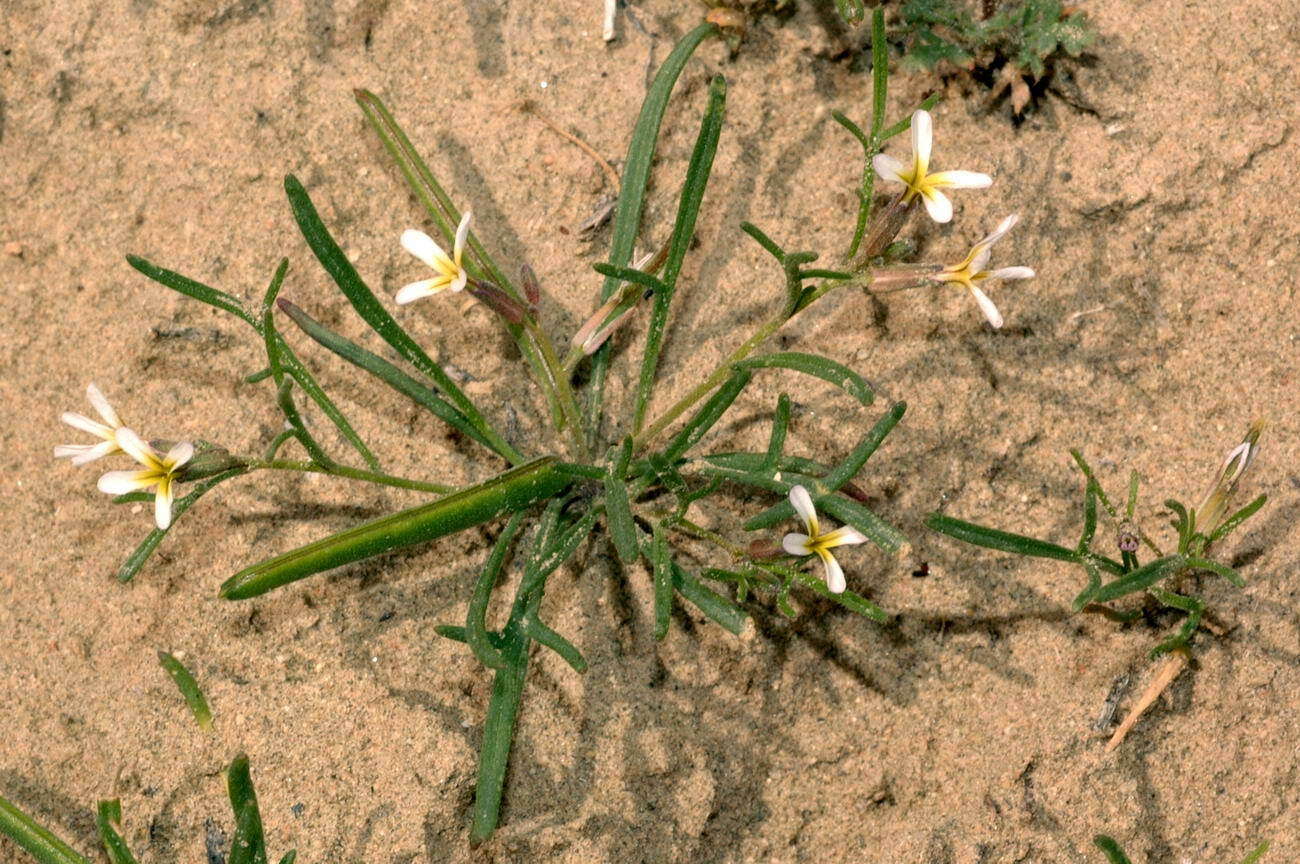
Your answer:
928,422 -> 1266,656
1094,834 -> 1269,864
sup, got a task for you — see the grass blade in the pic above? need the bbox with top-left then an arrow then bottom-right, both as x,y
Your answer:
219,458 -> 569,599
95,801 -> 138,864
632,73 -> 727,432
156,650 -> 213,730
0,795 -> 89,864
226,755 -> 267,864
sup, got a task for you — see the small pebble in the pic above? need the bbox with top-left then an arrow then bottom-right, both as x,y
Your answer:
3,241 -> 23,257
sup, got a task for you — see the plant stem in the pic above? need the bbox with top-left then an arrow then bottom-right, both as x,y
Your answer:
523,319 -> 592,462
250,459 -> 455,495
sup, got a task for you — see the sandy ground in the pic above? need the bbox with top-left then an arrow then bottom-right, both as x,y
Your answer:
2,0 -> 1298,861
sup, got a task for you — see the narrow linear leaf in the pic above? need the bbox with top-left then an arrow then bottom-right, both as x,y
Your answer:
651,525 -> 673,639
1090,555 -> 1187,604
671,562 -> 746,634
466,513 -> 527,670
603,473 -> 639,564
126,255 -> 256,328
1240,841 -> 1270,864
95,801 -> 138,864
739,221 -> 787,263
1092,836 -> 1133,864
275,378 -> 332,465
220,458 -> 570,600
762,394 -> 792,471
434,624 -> 469,643
926,513 -> 1081,564
818,495 -> 907,556
877,93 -> 942,141
661,369 -> 752,462
0,795 -> 90,864
279,300 -> 520,463
633,73 -> 728,431
1186,556 -> 1246,587
1207,493 -> 1266,545
157,651 -> 213,730
736,351 -> 874,406
226,755 -> 267,864
590,263 -> 669,296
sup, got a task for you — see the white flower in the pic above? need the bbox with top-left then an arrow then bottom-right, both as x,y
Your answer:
395,211 -> 473,304
873,110 -> 993,223
54,383 -> 126,465
97,428 -> 194,530
930,213 -> 1035,328
780,485 -> 868,594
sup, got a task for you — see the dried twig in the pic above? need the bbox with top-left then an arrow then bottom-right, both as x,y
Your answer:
1105,651 -> 1188,752
519,100 -> 621,190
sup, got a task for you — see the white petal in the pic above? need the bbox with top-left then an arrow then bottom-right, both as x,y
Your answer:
927,170 -> 993,190
401,229 -> 448,269
449,269 -> 469,293
985,266 -> 1035,281
820,525 -> 869,548
970,246 -> 993,275
395,278 -> 441,305
453,211 -> 473,263
921,189 -> 954,223
70,440 -> 119,465
970,285 -> 1004,328
872,153 -> 906,185
166,440 -> 194,468
86,383 -> 121,428
97,469 -> 157,495
54,444 -> 92,460
911,110 -> 932,174
979,213 -> 1019,247
154,478 -> 174,529
115,427 -> 159,468
788,485 -> 819,535
782,533 -> 813,556
62,411 -> 113,439
819,551 -> 847,594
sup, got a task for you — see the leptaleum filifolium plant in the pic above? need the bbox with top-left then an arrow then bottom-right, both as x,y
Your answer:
51,14 -> 1035,843
1094,834 -> 1269,864
928,420 -> 1266,656
0,755 -> 296,864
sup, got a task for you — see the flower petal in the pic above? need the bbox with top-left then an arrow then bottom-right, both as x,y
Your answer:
872,152 -> 906,185
165,440 -> 194,469
970,285 -> 1004,329
97,469 -> 157,495
927,170 -> 993,190
978,213 -> 1019,248
86,383 -> 121,428
970,245 -> 993,275
817,549 -> 847,594
69,440 -> 119,465
449,269 -> 469,293
114,427 -> 159,468
453,210 -> 473,265
401,229 -> 449,270
921,188 -> 954,223
61,411 -> 113,439
782,533 -> 813,556
788,485 -> 819,536
911,110 -> 932,175
395,278 -> 443,305
154,477 -> 174,529
820,525 -> 869,548
984,266 -> 1035,281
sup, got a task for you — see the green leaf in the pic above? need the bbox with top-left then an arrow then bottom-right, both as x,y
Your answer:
283,175 -> 512,457
1186,556 -> 1246,588
603,459 -> 640,565
227,755 -> 267,864
736,352 -> 874,406
926,513 -> 1082,564
1078,480 -> 1098,552
762,394 -> 791,471
651,525 -> 673,640
1089,555 -> 1187,604
278,300 -> 521,463
1092,835 -> 1133,864
0,795 -> 90,864
157,651 -> 213,730
633,73 -> 728,432
590,263 -> 669,296
671,562 -> 746,634
1240,841 -> 1270,864
739,221 -> 787,263
117,468 -> 247,583
1207,493 -> 1267,545
219,458 -> 570,599
466,513 -> 527,670
95,801 -> 138,864
586,22 -> 720,434
125,255 -> 257,328
276,337 -> 383,471
275,378 -> 332,465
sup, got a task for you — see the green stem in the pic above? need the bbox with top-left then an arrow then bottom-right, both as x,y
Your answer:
250,459 -> 455,495
523,318 -> 592,462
